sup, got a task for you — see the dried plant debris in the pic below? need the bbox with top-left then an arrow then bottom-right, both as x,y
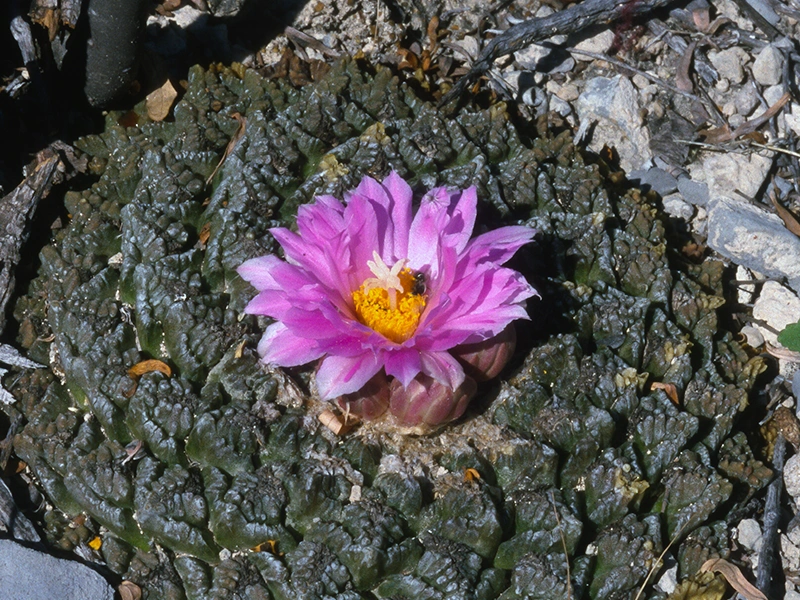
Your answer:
3,57 -> 771,598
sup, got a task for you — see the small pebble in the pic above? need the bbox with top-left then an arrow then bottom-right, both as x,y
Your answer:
736,518 -> 763,552
708,47 -> 746,84
753,45 -> 784,86
785,453 -> 800,501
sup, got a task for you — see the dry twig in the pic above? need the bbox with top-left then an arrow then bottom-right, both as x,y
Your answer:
441,0 -> 676,107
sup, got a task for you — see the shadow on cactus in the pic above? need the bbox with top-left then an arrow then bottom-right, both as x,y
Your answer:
4,55 -> 771,599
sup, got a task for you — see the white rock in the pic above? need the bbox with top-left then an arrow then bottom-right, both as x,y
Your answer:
784,103 -> 800,137
708,47 -> 747,84
688,151 -> 772,201
783,532 -> 800,573
753,45 -> 784,86
785,453 -> 800,500
655,563 -> 678,594
708,198 -> 800,294
737,519 -> 762,551
662,194 -> 693,221
576,75 -> 652,173
785,588 -> 800,600
753,281 -> 800,345
572,29 -> 615,59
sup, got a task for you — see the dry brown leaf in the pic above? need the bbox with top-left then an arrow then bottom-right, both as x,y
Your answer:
463,468 -> 481,482
651,381 -> 680,405
699,558 -> 766,600
704,93 -> 791,143
676,40 -> 698,93
730,92 -> 790,139
146,79 -> 178,122
770,193 -> 800,237
119,581 -> 143,600
127,359 -> 172,379
198,222 -> 211,246
206,113 -> 246,185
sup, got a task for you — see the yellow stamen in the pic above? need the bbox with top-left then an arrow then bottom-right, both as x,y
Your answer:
352,254 -> 426,343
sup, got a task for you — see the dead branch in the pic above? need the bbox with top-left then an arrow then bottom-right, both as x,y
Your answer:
440,0 -> 677,108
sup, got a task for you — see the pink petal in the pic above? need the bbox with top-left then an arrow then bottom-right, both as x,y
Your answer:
316,353 -> 384,400
258,323 -> 325,367
383,347 -> 423,388
462,226 -> 535,269
237,255 -> 283,291
382,171 -> 413,257
441,186 -> 477,254
419,350 -> 465,391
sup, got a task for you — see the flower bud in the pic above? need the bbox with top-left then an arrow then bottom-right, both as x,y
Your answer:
388,374 -> 477,429
451,324 -> 517,381
336,370 -> 390,421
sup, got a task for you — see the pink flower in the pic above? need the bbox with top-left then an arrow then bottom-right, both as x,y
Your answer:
238,172 -> 536,425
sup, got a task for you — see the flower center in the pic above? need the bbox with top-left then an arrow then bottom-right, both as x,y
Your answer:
352,251 -> 426,343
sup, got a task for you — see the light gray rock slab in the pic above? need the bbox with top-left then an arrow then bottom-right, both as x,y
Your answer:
677,177 -> 709,206
628,167 -> 678,196
708,197 -> 800,293
688,152 -> 772,201
576,75 -> 651,173
0,539 -> 114,600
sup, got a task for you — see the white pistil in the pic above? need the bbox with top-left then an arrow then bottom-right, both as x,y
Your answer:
362,251 -> 407,310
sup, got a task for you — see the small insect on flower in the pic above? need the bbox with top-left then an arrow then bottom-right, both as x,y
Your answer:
410,271 -> 427,296
238,171 -> 537,429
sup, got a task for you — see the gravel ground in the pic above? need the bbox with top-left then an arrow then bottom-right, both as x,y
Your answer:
2,0 -> 800,598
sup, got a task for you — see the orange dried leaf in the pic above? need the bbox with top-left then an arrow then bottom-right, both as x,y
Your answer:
146,79 -> 178,122
127,359 -> 172,379
88,536 -> 102,550
198,222 -> 211,246
651,381 -> 680,405
463,468 -> 481,482
700,558 -> 767,600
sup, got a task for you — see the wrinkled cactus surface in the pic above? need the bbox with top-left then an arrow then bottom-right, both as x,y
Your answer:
6,57 -> 770,599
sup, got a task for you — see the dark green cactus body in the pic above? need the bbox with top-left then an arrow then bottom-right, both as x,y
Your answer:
6,58 -> 770,598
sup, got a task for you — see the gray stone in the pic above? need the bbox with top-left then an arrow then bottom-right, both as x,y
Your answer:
628,166 -> 678,196
0,539 -> 114,600
677,177 -> 709,206
708,197 -> 800,293
734,84 -> 759,116
576,75 -> 652,172
785,453 -> 800,501
753,45 -> 784,86
571,28 -> 615,60
737,518 -> 762,551
708,47 -> 747,84
688,152 -> 772,202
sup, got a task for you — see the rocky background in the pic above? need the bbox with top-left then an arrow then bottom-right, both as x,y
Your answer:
1,0 -> 800,599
